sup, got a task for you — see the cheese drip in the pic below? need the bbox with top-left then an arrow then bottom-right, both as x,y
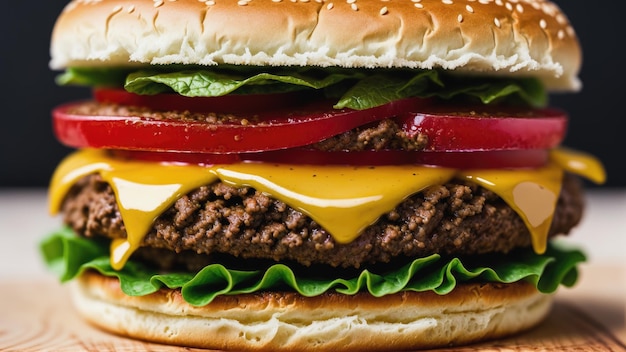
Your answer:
48,148 -> 605,270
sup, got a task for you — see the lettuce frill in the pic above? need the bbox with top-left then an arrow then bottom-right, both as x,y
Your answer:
57,67 -> 546,110
40,226 -> 585,307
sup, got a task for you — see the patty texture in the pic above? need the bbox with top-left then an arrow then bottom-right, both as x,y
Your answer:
60,172 -> 584,269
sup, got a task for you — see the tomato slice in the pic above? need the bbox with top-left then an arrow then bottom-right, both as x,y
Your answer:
53,97 -> 429,153
397,104 -> 567,151
55,89 -> 567,155
93,88 -> 312,113
111,150 -> 241,165
111,149 -> 549,169
55,88 -> 567,170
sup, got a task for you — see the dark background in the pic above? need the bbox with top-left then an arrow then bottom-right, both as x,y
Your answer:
1,1 -> 624,188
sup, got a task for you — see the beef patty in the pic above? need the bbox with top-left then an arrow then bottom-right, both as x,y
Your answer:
60,172 -> 584,269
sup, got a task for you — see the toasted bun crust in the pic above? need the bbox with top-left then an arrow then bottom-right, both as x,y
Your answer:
50,0 -> 581,91
71,271 -> 552,351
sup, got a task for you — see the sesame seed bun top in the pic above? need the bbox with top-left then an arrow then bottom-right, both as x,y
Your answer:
50,0 -> 581,91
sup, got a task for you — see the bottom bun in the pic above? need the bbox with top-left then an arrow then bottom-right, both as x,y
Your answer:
71,271 -> 552,351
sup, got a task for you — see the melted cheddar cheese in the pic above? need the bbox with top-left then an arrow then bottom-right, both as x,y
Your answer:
49,148 -> 605,270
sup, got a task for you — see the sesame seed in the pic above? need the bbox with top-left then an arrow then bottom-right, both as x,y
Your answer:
414,3 -> 423,8
539,19 -> 547,29
516,4 -> 523,12
566,26 -> 574,37
112,5 -> 122,12
505,2 -> 512,11
494,17 -> 501,28
495,0 -> 503,5
442,0 -> 453,4
380,6 -> 388,15
272,0 -> 281,2
351,3 -> 358,10
466,4 -> 473,12
557,29 -> 565,39
237,0 -> 247,5
346,0 -> 355,4
457,14 -> 463,22
127,5 -> 135,13
541,3 -> 556,17
154,0 -> 164,7
411,0 -> 421,2
300,0 -> 310,2
327,2 -> 334,9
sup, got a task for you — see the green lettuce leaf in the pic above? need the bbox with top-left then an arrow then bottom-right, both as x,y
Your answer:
57,66 -> 546,110
124,68 -> 359,97
56,67 -> 134,88
40,226 -> 585,307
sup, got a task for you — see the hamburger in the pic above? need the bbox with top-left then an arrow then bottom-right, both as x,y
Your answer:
40,0 -> 606,350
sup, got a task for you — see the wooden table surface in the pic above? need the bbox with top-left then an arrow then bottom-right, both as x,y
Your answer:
1,188 -> 625,351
